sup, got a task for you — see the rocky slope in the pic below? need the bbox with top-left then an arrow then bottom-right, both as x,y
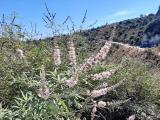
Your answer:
78,6 -> 160,47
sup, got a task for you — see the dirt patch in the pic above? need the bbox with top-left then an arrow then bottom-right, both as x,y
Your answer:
107,43 -> 160,68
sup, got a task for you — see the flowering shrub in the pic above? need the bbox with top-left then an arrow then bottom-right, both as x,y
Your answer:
53,44 -> 61,66
0,18 -> 160,120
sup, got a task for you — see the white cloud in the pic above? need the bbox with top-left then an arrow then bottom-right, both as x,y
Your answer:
87,10 -> 134,27
104,10 -> 134,24
110,10 -> 130,18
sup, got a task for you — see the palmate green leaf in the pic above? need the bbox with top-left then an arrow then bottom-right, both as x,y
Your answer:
47,69 -> 58,77
58,100 -> 69,113
20,90 -> 33,101
73,99 -> 83,109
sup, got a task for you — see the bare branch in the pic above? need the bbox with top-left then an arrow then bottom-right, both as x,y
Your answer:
82,10 -> 87,24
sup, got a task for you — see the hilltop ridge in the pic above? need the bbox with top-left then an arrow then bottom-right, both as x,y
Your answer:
77,6 -> 160,48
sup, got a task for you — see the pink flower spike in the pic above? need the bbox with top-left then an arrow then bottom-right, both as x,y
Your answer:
16,48 -> 26,60
66,79 -> 77,88
128,114 -> 136,120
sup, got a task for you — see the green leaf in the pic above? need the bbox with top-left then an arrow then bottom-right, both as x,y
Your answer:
58,100 -> 69,113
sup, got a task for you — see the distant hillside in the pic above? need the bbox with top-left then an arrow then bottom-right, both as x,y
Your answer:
27,6 -> 160,50
78,6 -> 160,47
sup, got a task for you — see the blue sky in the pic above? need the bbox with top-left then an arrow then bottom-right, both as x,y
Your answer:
0,0 -> 160,37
